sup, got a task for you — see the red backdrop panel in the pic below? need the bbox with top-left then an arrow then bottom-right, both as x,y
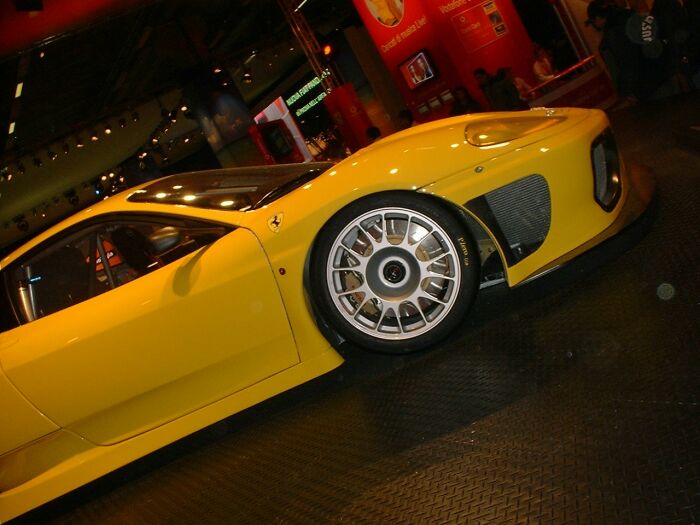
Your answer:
0,0 -> 145,57
323,83 -> 374,152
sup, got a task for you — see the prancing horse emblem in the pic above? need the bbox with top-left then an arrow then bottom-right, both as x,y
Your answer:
267,213 -> 284,233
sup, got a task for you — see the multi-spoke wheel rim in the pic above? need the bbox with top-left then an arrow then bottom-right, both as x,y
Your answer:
326,207 -> 461,340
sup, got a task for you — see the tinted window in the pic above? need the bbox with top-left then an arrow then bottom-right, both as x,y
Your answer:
127,162 -> 333,211
0,276 -> 20,332
7,217 -> 231,323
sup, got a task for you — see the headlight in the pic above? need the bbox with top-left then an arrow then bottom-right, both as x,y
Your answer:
590,129 -> 622,212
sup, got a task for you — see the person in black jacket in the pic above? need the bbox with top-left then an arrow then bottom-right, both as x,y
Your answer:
449,85 -> 483,115
587,0 -> 672,102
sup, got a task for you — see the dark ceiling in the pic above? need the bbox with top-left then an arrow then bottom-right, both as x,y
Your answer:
0,0 -> 357,250
0,0 -> 356,164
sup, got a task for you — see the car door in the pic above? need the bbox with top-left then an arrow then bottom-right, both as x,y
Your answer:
0,288 -> 59,458
0,214 -> 299,445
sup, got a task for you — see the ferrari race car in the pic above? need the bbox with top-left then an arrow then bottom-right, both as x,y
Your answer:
0,107 -> 654,521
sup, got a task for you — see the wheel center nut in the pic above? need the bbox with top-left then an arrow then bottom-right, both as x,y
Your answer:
384,262 -> 406,283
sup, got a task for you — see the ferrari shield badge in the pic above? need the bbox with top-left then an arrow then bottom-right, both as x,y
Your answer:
267,213 -> 284,233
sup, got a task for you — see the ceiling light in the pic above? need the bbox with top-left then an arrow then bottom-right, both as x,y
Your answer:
101,175 -> 107,181
76,137 -> 84,148
104,124 -> 112,135
48,150 -> 58,161
132,111 -> 139,122
90,131 -> 99,141
242,67 -> 253,84
109,172 -> 115,178
294,0 -> 310,11
39,51 -> 45,58
15,82 -> 23,98
151,136 -> 159,144
180,104 -> 188,112
169,110 -> 177,123
17,162 -> 25,174
7,173 -> 13,181
213,67 -> 222,74
184,137 -> 190,143
62,143 -> 70,154
8,122 -> 15,134
33,157 -> 42,167
118,118 -> 127,128
138,151 -> 148,159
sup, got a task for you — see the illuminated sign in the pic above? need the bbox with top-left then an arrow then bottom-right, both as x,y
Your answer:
284,70 -> 331,117
294,92 -> 327,117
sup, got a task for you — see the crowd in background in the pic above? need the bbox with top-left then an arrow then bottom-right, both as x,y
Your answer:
381,0 -> 699,142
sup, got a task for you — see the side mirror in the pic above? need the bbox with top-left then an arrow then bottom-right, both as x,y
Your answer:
149,227 -> 182,254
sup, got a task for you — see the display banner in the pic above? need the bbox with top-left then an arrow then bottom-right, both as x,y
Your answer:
353,0 -> 461,119
423,0 -> 535,95
450,1 -> 509,53
352,0 -> 535,117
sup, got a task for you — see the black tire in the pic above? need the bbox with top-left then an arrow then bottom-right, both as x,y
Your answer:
310,192 -> 480,354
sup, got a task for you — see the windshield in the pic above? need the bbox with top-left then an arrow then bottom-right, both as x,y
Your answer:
127,162 -> 334,211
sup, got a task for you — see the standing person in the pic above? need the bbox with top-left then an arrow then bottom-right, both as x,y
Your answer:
533,45 -> 557,83
503,67 -> 534,101
366,126 -> 381,144
651,0 -> 700,90
397,109 -> 416,129
587,0 -> 669,103
473,67 -> 529,111
449,85 -> 483,115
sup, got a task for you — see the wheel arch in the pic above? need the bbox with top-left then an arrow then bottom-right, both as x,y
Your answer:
301,189 -> 505,347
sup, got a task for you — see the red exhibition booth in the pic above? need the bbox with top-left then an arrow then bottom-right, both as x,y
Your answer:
352,0 -> 616,121
353,0 -> 536,119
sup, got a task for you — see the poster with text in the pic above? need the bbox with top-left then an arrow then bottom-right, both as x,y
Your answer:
451,1 -> 508,54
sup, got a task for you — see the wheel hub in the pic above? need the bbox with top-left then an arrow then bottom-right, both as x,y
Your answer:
383,261 -> 406,284
366,247 -> 420,300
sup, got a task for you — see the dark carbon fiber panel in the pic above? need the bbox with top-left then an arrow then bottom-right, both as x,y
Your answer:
14,92 -> 700,525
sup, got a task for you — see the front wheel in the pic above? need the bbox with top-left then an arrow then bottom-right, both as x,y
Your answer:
310,193 -> 479,354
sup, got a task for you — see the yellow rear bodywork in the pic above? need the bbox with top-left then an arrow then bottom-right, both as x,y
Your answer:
0,107 -> 654,522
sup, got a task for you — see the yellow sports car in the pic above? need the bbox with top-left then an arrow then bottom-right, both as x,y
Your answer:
0,107 -> 653,521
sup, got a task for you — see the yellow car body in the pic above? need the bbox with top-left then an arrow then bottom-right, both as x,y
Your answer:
0,107 -> 653,522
